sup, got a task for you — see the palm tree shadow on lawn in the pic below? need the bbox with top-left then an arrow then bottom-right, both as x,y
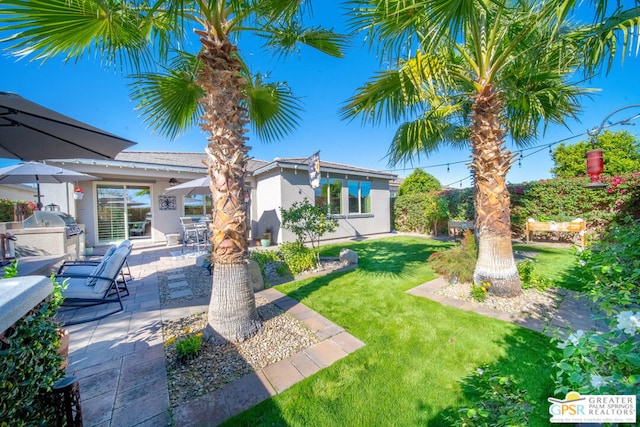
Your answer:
280,237 -> 453,301
429,326 -> 560,426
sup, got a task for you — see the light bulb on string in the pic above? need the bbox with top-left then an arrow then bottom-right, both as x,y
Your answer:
447,164 -> 450,172
518,153 -> 523,168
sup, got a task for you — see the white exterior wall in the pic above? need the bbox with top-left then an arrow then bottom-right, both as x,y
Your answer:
259,168 -> 393,244
40,163 -> 205,247
252,170 -> 282,244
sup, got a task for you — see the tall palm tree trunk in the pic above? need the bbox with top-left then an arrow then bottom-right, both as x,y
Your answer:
470,85 -> 522,296
197,29 -> 261,342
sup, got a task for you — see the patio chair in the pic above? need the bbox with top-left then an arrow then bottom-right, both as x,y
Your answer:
180,217 -> 206,253
55,244 -> 131,325
129,220 -> 148,237
58,240 -> 133,291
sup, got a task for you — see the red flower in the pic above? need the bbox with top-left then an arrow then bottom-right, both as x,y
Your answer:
74,187 -> 84,193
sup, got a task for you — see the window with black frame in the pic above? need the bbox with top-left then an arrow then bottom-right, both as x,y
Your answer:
314,178 -> 343,214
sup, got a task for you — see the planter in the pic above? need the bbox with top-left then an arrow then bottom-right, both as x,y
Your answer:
72,192 -> 84,200
260,239 -> 270,247
85,247 -> 93,256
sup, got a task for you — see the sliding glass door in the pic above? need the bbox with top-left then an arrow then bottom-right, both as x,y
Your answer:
97,184 -> 151,243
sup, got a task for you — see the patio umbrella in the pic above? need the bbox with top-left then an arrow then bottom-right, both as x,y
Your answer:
164,176 -> 211,196
0,161 -> 99,208
0,91 -> 136,161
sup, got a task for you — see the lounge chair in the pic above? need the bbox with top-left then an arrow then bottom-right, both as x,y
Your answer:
55,244 -> 131,325
57,240 -> 133,293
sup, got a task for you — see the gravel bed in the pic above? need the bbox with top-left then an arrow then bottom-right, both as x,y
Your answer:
436,281 -> 564,320
163,296 -> 320,406
159,264 -> 212,306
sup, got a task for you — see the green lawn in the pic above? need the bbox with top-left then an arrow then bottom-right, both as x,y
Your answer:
513,244 -> 584,291
225,236 -> 574,426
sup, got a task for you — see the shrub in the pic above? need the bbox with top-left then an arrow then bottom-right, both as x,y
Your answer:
443,365 -> 535,426
442,187 -> 475,221
428,230 -> 477,283
394,191 -> 448,234
279,241 -> 316,275
552,216 -> 640,399
398,169 -> 441,196
471,282 -> 489,301
0,199 -> 36,222
575,216 -> 640,313
175,334 -> 202,361
249,249 -> 280,282
0,278 -> 65,425
516,259 -> 552,291
280,198 -> 338,264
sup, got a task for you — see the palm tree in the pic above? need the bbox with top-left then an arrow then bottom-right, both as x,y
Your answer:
0,0 -> 345,341
342,0 -> 639,296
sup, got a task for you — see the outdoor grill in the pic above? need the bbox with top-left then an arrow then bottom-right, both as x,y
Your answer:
23,211 -> 83,238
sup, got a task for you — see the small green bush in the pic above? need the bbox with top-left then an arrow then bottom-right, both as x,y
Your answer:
175,334 -> 202,361
516,259 -> 552,291
249,249 -> 280,282
428,231 -> 477,283
471,282 -> 489,302
279,241 -> 316,275
0,277 -> 66,425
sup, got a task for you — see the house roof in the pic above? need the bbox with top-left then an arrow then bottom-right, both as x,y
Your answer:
115,151 -> 269,172
252,157 -> 397,180
46,151 -> 395,180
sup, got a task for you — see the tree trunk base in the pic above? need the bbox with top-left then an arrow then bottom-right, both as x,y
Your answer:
474,268 -> 522,297
474,232 -> 522,297
204,263 -> 261,344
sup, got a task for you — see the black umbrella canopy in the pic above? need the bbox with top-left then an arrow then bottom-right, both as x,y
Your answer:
0,91 -> 136,161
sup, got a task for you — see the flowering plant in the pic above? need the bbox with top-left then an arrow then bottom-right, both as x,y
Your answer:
551,311 -> 640,397
73,186 -> 84,193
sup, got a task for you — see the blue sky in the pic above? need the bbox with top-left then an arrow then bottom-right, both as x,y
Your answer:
1,1 -> 639,188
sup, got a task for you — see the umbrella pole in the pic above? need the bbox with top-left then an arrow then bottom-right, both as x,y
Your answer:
36,181 -> 43,210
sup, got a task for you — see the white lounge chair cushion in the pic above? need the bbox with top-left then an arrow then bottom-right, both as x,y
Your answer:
92,246 -> 129,294
84,245 -> 117,287
62,277 -> 102,299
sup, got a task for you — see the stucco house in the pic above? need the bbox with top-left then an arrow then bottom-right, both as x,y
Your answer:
27,152 -> 396,250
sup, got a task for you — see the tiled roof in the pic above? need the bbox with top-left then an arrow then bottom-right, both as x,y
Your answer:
115,151 -> 268,172
254,157 -> 397,180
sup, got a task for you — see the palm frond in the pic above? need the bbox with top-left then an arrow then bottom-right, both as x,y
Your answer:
128,51 -> 204,140
386,107 -> 470,166
257,22 -> 348,58
244,74 -> 303,143
573,6 -> 640,76
341,49 -> 467,126
0,0 -> 155,68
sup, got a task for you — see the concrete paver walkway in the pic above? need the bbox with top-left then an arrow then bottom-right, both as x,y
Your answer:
61,243 -> 363,426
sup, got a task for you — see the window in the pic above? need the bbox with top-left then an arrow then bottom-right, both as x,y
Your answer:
314,178 -> 342,214
348,181 -> 371,214
183,194 -> 212,217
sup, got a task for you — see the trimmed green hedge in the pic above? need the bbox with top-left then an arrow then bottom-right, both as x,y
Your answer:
394,173 -> 640,236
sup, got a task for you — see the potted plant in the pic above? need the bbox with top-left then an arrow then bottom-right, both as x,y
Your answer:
72,186 -> 84,200
260,237 -> 270,247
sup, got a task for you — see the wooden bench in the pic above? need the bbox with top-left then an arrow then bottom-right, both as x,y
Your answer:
525,219 -> 586,248
448,220 -> 474,236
